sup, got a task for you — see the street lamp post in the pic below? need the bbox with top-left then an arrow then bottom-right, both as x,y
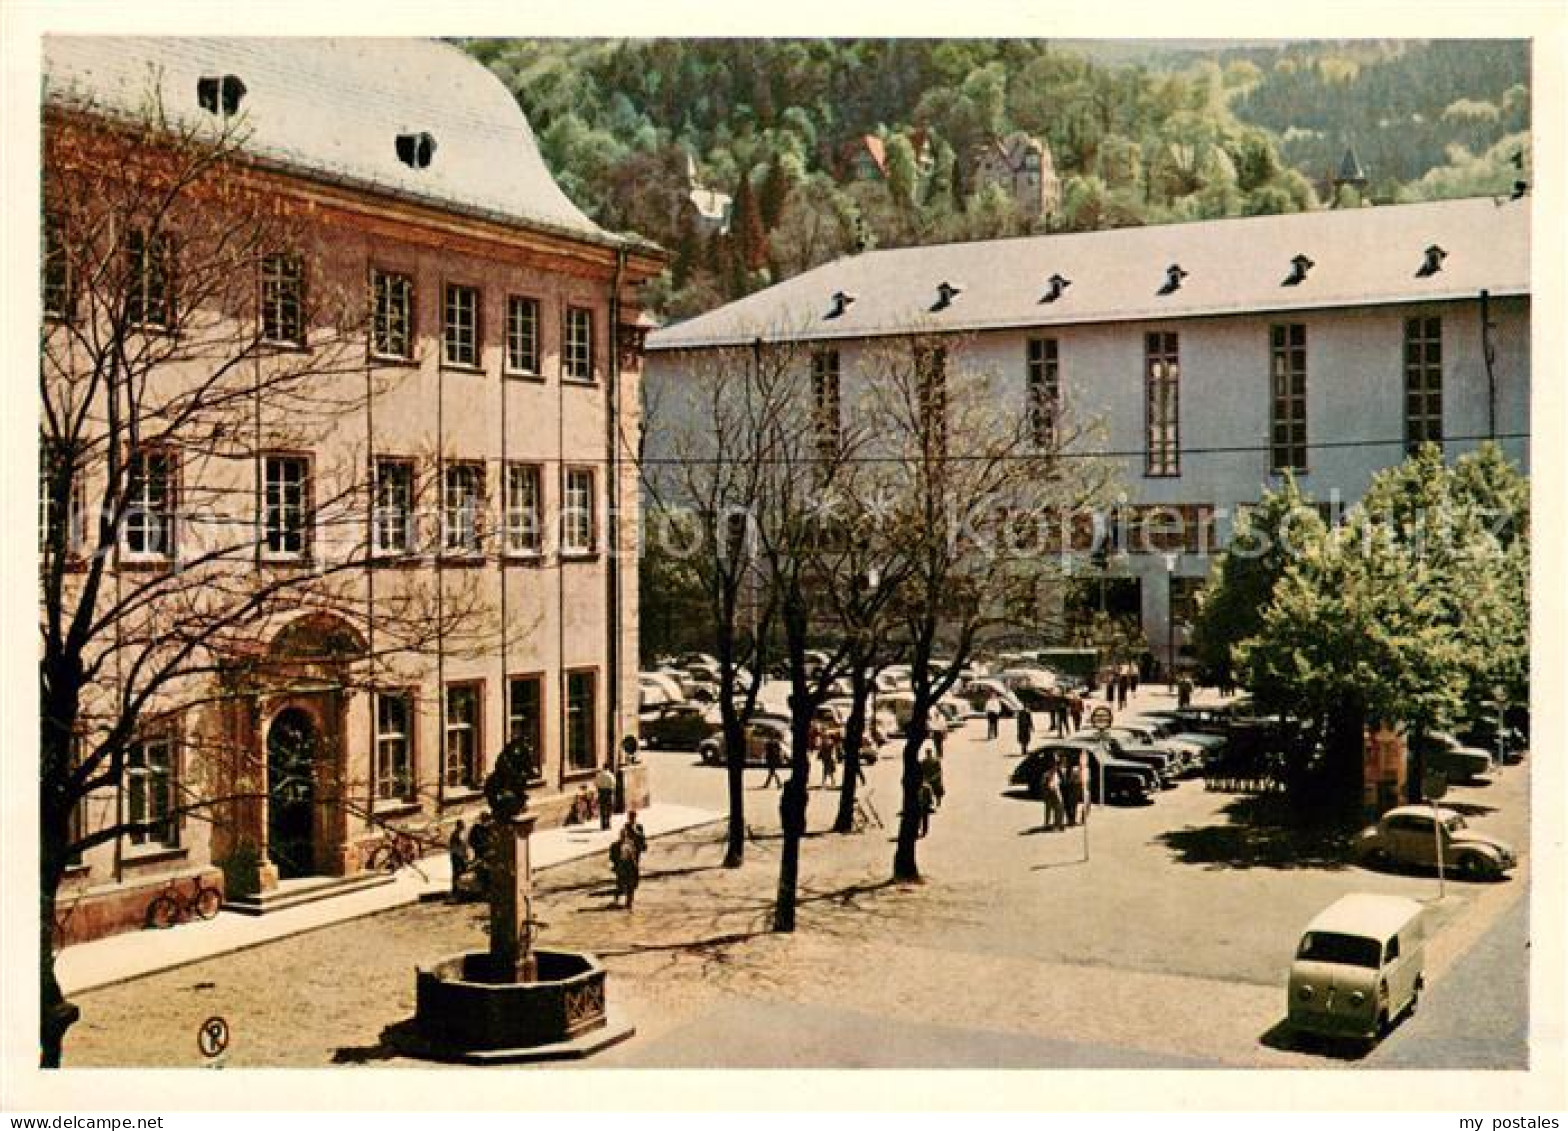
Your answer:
1163,553 -> 1179,690
1492,685 -> 1508,768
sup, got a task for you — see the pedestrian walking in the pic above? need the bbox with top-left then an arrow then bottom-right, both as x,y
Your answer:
468,812 -> 493,889
595,765 -> 616,830
928,709 -> 949,758
763,738 -> 784,788
1041,756 -> 1066,831
1177,676 -> 1193,710
1069,692 -> 1084,733
985,696 -> 1001,740
819,740 -> 838,788
920,744 -> 945,810
447,819 -> 469,894
1116,672 -> 1129,710
917,779 -> 937,839
1061,755 -> 1083,827
1016,707 -> 1034,756
609,811 -> 648,910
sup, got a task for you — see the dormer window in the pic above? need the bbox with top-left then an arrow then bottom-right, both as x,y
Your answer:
1418,245 -> 1447,278
826,291 -> 855,319
932,281 -> 962,311
197,75 -> 246,117
1041,273 -> 1071,303
1284,254 -> 1315,287
1159,265 -> 1188,295
395,132 -> 437,170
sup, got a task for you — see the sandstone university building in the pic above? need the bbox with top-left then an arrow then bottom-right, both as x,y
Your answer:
41,38 -> 663,940
644,195 -> 1529,669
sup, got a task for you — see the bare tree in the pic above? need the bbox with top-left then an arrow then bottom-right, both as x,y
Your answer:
852,332 -> 1117,881
39,95 -> 491,1064
641,339 -> 797,868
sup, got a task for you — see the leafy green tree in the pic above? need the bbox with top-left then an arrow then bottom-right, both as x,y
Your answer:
1226,444 -> 1529,803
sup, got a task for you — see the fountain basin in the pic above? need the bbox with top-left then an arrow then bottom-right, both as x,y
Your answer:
411,948 -> 633,1063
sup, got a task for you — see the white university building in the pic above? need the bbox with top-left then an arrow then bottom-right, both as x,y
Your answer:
643,196 -> 1530,668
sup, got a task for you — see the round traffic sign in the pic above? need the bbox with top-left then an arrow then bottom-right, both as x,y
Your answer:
1089,706 -> 1114,730
198,1015 -> 229,1058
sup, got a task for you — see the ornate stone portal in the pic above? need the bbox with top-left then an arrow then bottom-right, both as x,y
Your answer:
409,739 -> 634,1062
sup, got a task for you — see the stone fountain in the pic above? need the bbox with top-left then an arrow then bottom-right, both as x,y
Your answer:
408,739 -> 634,1063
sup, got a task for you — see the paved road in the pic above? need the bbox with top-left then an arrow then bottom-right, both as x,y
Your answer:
1364,888 -> 1529,1070
64,685 -> 1531,1070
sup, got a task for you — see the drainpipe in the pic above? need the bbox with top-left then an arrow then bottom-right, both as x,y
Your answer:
608,247 -> 627,811
1480,289 -> 1497,441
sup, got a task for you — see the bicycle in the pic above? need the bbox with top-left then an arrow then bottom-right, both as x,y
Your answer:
146,875 -> 223,929
365,824 -> 439,876
850,789 -> 884,834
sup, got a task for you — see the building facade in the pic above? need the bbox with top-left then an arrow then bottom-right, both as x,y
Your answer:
644,196 -> 1529,670
42,38 -> 662,942
971,131 -> 1062,219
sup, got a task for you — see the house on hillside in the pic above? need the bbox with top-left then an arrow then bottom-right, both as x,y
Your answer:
682,150 -> 733,236
644,197 -> 1529,673
971,131 -> 1061,219
41,36 -> 664,942
840,130 -> 935,188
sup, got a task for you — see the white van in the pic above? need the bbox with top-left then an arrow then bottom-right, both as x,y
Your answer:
1288,893 -> 1425,1043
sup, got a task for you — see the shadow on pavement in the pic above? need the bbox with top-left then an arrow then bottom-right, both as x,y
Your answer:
1258,1017 -> 1371,1062
332,1018 -> 422,1064
1156,794 -> 1359,871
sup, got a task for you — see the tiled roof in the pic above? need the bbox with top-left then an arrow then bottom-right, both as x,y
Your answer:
647,195 -> 1529,350
43,36 -> 639,249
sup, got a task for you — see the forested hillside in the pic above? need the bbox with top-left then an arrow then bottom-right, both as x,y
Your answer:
463,38 -> 1530,319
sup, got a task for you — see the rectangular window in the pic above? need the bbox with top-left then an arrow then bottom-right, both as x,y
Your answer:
121,449 -> 175,560
563,467 -> 596,554
507,676 -> 545,780
1145,331 -> 1180,477
40,442 -> 86,558
373,458 -> 414,556
371,269 -> 414,360
374,691 -> 414,803
126,733 -> 178,849
506,296 -> 541,375
1270,324 -> 1308,473
261,253 -> 306,346
915,345 -> 948,458
810,349 -> 841,462
443,283 -> 480,368
126,229 -> 173,328
1027,337 -> 1061,451
1404,316 -> 1443,453
263,455 -> 310,559
442,462 -> 485,555
504,463 -> 543,556
564,306 -> 594,382
43,220 -> 71,320
443,684 -> 481,791
565,670 -> 597,772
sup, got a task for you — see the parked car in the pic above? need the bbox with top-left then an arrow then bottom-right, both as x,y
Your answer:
640,702 -> 721,750
1093,731 -> 1183,786
958,679 -> 1024,718
1010,740 -> 1157,804
1288,893 -> 1425,1044
1412,732 -> 1493,783
639,672 -> 686,707
1352,805 -> 1517,880
1103,724 -> 1204,775
1127,712 -> 1229,759
698,714 -> 791,767
819,699 -> 882,760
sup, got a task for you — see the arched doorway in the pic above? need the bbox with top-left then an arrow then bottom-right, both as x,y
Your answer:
267,708 -> 317,879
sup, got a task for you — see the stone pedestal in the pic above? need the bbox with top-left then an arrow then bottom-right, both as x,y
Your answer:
489,813 -> 538,982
